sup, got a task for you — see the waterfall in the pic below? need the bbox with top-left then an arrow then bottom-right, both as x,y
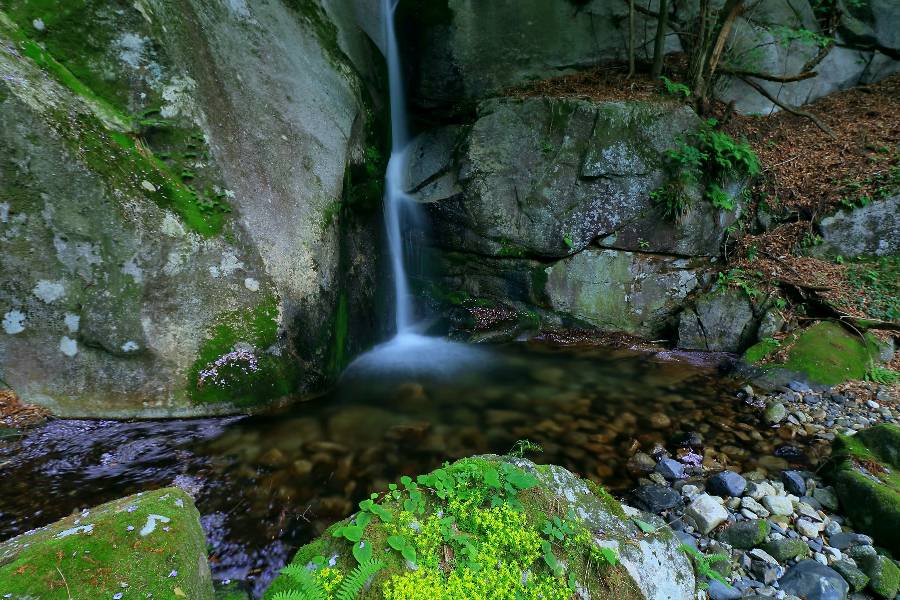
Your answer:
341,0 -> 486,378
382,0 -> 414,333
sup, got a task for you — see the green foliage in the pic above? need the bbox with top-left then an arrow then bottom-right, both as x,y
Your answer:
509,439 -> 544,459
866,363 -> 900,385
652,120 -> 759,220
770,25 -> 831,49
679,544 -> 731,590
336,560 -> 386,600
716,268 -> 763,299
633,519 -> 657,534
280,560 -> 386,600
845,256 -> 899,322
281,564 -> 327,600
660,76 -> 691,99
562,234 -> 575,250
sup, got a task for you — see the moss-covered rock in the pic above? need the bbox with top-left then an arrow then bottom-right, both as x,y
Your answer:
262,456 -> 695,600
828,424 -> 900,555
0,488 -> 213,599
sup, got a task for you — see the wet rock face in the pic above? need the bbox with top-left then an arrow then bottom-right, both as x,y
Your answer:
677,289 -> 762,353
0,0 -> 384,416
412,98 -> 745,340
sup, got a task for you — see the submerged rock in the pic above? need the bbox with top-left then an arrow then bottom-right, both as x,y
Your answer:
0,488 -> 213,599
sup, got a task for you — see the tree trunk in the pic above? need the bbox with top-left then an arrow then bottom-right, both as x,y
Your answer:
627,0 -> 636,77
693,0 -> 745,107
650,0 -> 669,78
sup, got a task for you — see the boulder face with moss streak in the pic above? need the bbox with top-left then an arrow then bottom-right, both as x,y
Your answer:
828,424 -> 900,556
0,488 -> 213,599
262,456 -> 696,600
0,0 -> 385,417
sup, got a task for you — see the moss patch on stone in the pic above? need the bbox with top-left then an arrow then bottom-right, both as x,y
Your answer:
0,488 -> 213,599
828,424 -> 900,556
743,337 -> 781,364
262,457 -> 645,600
777,321 -> 880,384
189,296 -> 300,407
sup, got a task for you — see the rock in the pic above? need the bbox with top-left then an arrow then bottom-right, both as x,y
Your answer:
765,403 -> 788,425
829,424 -> 900,555
265,456 -> 697,600
857,554 -> 899,599
831,560 -> 870,593
0,488 -> 213,598
742,497 -> 771,518
779,560 -> 850,600
708,579 -> 742,600
627,452 -> 658,474
707,471 -> 748,498
847,545 -> 877,561
782,471 -> 808,496
761,495 -> 794,517
827,533 -> 874,550
656,458 -> 686,481
817,195 -> 899,258
813,487 -> 840,512
763,538 -> 811,561
796,518 -> 824,539
678,290 -> 759,352
686,494 -> 730,534
719,519 -> 770,550
747,481 -> 778,500
0,0 -> 382,417
766,322 -> 881,386
633,485 -> 684,514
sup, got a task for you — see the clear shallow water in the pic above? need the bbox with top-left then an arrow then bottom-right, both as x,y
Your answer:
0,342 -> 784,596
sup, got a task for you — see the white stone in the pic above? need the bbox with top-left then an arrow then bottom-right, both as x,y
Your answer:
741,496 -> 771,517
121,341 -> 139,352
0,202 -> 9,223
761,495 -> 794,516
64,313 -> 80,333
796,518 -> 823,538
2,310 -> 26,335
686,494 -> 729,534
750,548 -> 779,565
244,277 -> 260,292
32,18 -> 45,31
141,180 -> 157,192
746,481 -> 777,500
219,251 -> 244,276
33,280 -> 66,303
59,336 -> 78,357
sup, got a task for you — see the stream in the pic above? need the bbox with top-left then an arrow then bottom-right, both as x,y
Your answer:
0,341 -> 791,596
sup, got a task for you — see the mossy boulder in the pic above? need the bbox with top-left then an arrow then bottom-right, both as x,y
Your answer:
745,321 -> 881,385
828,424 -> 900,555
0,0 -> 384,416
263,456 -> 695,600
0,488 -> 213,599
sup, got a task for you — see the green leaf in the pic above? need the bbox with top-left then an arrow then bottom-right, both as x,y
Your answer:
387,535 -> 407,551
600,546 -> 618,566
352,539 -> 373,564
483,466 -> 501,489
401,545 -> 417,564
633,519 -> 656,534
342,525 -> 364,542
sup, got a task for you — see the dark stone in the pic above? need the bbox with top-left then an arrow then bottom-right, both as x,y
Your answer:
707,471 -> 748,497
719,519 -> 769,550
655,457 -> 685,480
789,381 -> 813,393
775,445 -> 806,461
671,431 -> 704,449
808,539 -> 824,553
782,471 -> 807,496
827,532 -> 874,550
801,496 -> 823,510
707,579 -> 741,600
779,560 -> 850,600
632,484 -> 683,513
831,560 -> 870,592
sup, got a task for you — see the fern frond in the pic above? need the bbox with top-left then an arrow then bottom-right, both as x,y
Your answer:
280,563 -> 327,600
336,559 -> 385,600
271,592 -> 307,600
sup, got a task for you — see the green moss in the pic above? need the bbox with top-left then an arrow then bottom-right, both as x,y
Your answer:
778,321 -> 880,385
0,488 -> 212,599
743,337 -> 781,364
328,291 -> 350,376
283,0 -> 352,73
189,296 -> 301,406
585,479 -> 628,521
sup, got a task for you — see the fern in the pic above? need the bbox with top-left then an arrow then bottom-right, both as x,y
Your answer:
280,563 -> 327,600
336,559 -> 385,600
272,592 -> 308,600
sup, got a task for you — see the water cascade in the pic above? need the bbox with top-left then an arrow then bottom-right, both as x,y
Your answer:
342,0 -> 484,377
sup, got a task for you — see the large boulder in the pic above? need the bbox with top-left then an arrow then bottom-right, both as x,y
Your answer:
0,1 -> 385,417
677,289 -> 760,352
262,456 -> 696,600
0,488 -> 213,599
829,424 -> 900,555
397,0 -> 681,111
817,195 -> 899,258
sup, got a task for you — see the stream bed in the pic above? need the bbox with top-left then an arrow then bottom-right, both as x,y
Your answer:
0,341 -> 789,595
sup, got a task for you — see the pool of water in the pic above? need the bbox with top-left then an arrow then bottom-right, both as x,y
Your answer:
0,341 -> 781,596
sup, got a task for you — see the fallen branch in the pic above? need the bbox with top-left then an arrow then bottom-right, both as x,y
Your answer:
719,67 -> 818,82
737,76 -> 835,138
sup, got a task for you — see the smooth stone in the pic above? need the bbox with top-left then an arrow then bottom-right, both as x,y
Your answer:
747,481 -> 777,500
750,548 -> 780,565
708,471 -> 748,498
779,560 -> 850,600
857,554 -> 900,599
656,457 -> 686,480
686,494 -> 730,535
827,533 -> 874,550
831,561 -> 870,593
708,579 -> 742,600
762,495 -> 794,517
765,403 -> 788,425
796,518 -> 824,538
812,487 -> 840,512
633,484 -> 683,514
742,497 -> 771,517
781,471 -> 807,496
719,519 -> 770,550
764,538 -> 810,561
627,452 -> 657,474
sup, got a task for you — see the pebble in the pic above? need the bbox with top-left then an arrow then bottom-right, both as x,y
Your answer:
761,495 -> 793,517
781,471 -> 806,496
741,497 -> 770,517
795,518 -> 823,538
655,457 -> 685,480
707,471 -> 747,498
686,494 -> 729,534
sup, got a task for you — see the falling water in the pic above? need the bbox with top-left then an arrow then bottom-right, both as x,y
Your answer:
341,0 -> 487,377
382,0 -> 414,332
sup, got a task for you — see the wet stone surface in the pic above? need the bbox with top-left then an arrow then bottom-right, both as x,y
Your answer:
0,342 -> 812,595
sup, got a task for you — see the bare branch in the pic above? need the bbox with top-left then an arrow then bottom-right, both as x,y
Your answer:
737,75 -> 835,138
719,67 -> 818,82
